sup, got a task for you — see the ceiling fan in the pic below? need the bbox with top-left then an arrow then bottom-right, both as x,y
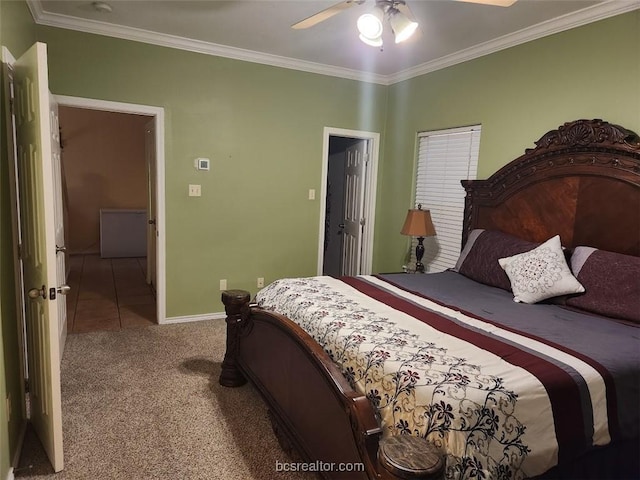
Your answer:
292,0 -> 518,46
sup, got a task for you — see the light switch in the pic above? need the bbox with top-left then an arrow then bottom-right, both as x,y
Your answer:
189,184 -> 201,197
308,189 -> 316,200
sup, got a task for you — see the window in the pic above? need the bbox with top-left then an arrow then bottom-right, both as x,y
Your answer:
411,125 -> 481,272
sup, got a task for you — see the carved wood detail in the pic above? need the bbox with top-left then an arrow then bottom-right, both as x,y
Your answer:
378,435 -> 444,479
267,409 -> 299,459
219,289 -> 251,387
528,118 -> 640,153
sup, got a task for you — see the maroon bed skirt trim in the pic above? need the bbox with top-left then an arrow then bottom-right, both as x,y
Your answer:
340,276 -> 587,464
373,274 -> 622,442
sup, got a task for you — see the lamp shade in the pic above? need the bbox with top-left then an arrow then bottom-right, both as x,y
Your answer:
388,8 -> 418,43
401,206 -> 436,237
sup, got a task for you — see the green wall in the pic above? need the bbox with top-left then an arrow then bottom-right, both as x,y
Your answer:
0,0 -> 37,476
375,11 -> 640,273
37,11 -> 640,314
36,26 -> 389,317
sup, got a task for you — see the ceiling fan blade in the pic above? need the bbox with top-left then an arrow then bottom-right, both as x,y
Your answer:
396,2 -> 418,23
455,0 -> 517,6
291,1 -> 363,30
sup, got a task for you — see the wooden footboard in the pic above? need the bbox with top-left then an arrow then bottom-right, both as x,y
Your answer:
219,290 -> 427,480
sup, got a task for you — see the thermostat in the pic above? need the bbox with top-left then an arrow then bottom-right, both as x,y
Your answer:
195,158 -> 210,171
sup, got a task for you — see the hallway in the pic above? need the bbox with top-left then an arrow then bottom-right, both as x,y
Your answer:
66,255 -> 156,333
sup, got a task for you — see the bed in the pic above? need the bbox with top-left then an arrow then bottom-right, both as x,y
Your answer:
218,119 -> 640,480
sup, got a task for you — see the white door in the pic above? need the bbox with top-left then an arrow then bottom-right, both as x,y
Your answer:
50,96 -> 68,357
14,42 -> 65,472
145,118 -> 157,289
341,140 -> 367,276
322,151 -> 346,276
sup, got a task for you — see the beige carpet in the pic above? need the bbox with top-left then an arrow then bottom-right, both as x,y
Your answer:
16,320 -> 317,479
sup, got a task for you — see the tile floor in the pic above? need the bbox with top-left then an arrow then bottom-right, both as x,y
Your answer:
66,254 -> 156,333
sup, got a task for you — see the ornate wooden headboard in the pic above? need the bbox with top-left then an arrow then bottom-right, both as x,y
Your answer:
461,119 -> 640,256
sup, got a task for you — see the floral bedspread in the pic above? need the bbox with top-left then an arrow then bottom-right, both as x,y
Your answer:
255,275 -> 615,480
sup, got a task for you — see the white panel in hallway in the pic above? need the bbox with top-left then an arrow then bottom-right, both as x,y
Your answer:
100,209 -> 147,258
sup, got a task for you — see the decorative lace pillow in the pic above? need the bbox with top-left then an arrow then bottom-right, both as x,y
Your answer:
498,235 -> 584,304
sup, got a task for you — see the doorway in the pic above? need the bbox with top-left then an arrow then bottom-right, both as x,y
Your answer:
55,95 -> 166,324
318,128 -> 379,276
58,106 -> 156,332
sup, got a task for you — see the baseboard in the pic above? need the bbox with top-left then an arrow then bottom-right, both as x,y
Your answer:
5,467 -> 15,480
160,312 -> 225,324
11,420 -> 27,467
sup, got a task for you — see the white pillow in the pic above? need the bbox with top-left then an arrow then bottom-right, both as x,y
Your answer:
498,235 -> 584,304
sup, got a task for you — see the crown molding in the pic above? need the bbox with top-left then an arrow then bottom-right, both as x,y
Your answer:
27,1 -> 388,85
388,0 -> 640,84
27,0 -> 639,86
386,0 -> 640,85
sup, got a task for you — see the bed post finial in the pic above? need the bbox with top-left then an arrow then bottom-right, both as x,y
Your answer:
219,289 -> 251,387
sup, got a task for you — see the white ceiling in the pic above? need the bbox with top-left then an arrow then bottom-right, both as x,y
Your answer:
29,0 -> 639,84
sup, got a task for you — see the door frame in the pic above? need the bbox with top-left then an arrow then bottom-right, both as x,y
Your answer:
54,95 -> 167,323
317,127 -> 379,276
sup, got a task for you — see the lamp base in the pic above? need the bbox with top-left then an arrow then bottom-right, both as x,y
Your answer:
415,237 -> 425,274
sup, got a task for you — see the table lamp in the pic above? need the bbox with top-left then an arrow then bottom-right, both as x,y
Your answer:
401,204 -> 436,273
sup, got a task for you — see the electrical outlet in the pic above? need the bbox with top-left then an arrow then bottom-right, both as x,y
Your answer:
257,277 -> 264,288
219,279 -> 227,290
308,189 -> 315,200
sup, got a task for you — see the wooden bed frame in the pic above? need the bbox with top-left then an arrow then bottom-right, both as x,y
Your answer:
461,118 -> 640,256
219,119 -> 640,480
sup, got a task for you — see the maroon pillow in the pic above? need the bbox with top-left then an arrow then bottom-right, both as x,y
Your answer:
454,229 -> 539,291
566,247 -> 640,323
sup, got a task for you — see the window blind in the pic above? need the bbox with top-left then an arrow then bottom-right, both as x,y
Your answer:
410,126 -> 481,272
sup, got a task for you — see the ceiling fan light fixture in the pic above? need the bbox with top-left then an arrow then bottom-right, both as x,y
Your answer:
388,8 -> 418,43
357,6 -> 384,40
359,33 -> 383,47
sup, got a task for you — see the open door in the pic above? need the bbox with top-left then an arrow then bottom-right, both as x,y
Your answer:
145,118 -> 157,290
341,140 -> 367,276
14,42 -> 65,472
322,150 -> 346,276
50,95 -> 68,357
318,129 -> 378,277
